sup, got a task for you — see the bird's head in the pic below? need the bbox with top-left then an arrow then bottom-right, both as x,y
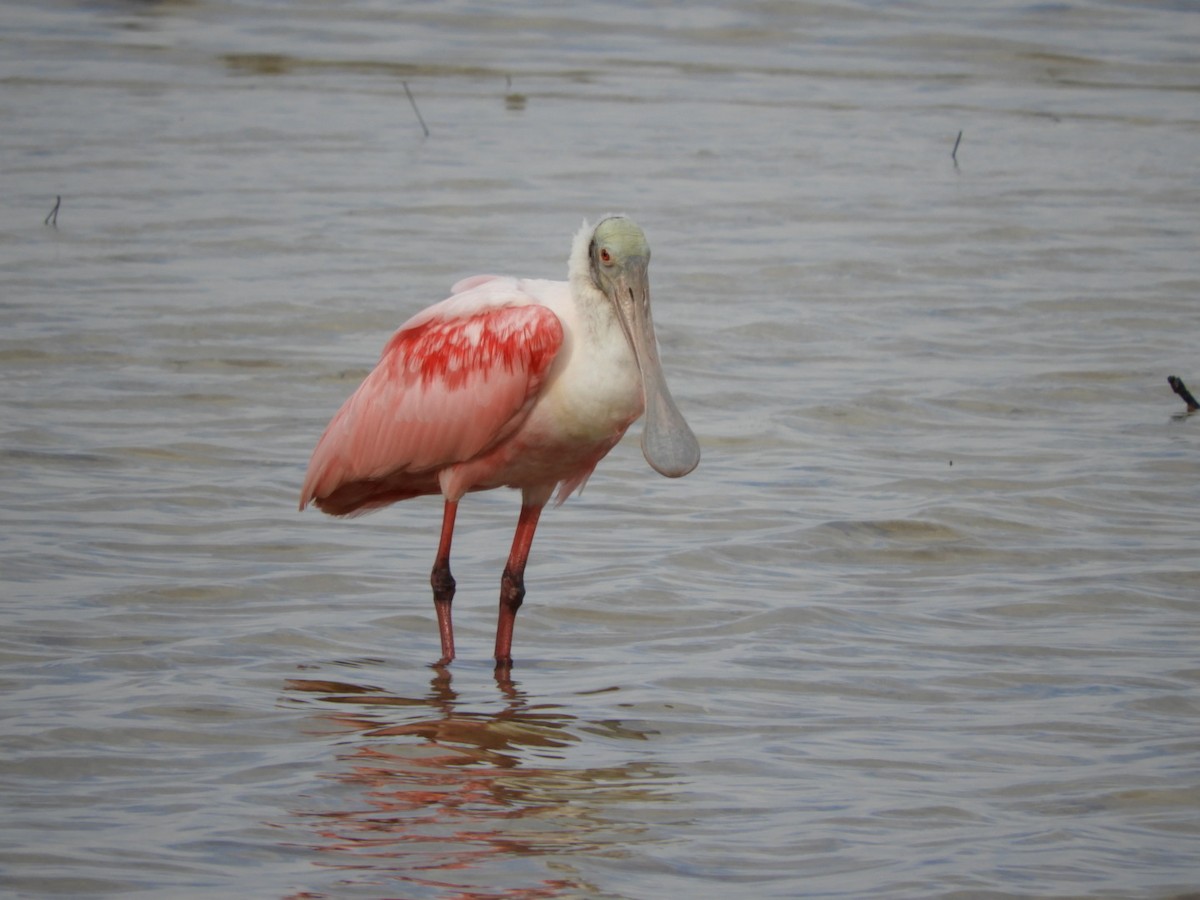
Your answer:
580,216 -> 700,479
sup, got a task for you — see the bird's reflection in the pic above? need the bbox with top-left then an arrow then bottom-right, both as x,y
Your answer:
282,668 -> 671,898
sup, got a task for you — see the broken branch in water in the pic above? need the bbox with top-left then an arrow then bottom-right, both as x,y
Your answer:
1168,375 -> 1199,412
402,81 -> 430,137
951,130 -> 963,166
44,195 -> 61,227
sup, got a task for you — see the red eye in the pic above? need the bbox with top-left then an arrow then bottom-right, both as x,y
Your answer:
599,248 -> 612,264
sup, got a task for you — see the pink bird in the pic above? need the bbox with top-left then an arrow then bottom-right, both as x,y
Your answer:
300,216 -> 700,669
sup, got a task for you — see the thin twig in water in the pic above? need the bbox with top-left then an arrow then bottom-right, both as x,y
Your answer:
403,81 -> 430,137
1168,375 -> 1199,412
951,130 -> 963,164
44,195 -> 61,227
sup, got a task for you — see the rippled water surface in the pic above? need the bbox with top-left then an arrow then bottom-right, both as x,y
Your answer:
3,2 -> 1199,897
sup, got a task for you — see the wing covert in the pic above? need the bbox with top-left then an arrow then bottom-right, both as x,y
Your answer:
300,298 -> 564,511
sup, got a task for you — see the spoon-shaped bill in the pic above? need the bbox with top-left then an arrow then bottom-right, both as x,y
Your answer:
610,261 -> 700,478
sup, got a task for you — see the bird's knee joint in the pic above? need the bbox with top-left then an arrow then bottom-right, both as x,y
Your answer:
431,567 -> 456,598
500,570 -> 525,610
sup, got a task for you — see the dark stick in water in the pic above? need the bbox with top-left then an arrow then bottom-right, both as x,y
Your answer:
1167,375 -> 1199,412
403,81 -> 430,137
44,195 -> 61,227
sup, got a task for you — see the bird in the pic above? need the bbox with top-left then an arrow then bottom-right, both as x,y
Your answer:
299,216 -> 700,669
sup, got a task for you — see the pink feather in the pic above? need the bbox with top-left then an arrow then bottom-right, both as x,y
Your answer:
300,280 -> 563,516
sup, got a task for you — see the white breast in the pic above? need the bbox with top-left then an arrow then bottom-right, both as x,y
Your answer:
523,278 -> 644,446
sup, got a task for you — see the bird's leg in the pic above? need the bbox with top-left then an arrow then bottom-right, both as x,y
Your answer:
430,499 -> 458,666
494,503 -> 543,669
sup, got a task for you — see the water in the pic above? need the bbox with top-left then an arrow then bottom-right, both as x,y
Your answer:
3,1 -> 1199,897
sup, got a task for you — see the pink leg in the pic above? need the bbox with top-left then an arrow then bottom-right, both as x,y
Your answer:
430,499 -> 458,666
494,503 -> 543,669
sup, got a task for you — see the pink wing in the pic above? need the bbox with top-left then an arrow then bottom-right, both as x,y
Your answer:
300,279 -> 564,516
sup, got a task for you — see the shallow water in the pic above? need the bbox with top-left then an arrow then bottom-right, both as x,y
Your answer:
3,1 -> 1199,897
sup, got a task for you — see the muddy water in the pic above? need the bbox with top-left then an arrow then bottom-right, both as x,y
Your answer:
2,2 -> 1199,897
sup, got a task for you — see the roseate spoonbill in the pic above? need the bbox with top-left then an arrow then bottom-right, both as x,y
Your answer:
300,216 -> 699,668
